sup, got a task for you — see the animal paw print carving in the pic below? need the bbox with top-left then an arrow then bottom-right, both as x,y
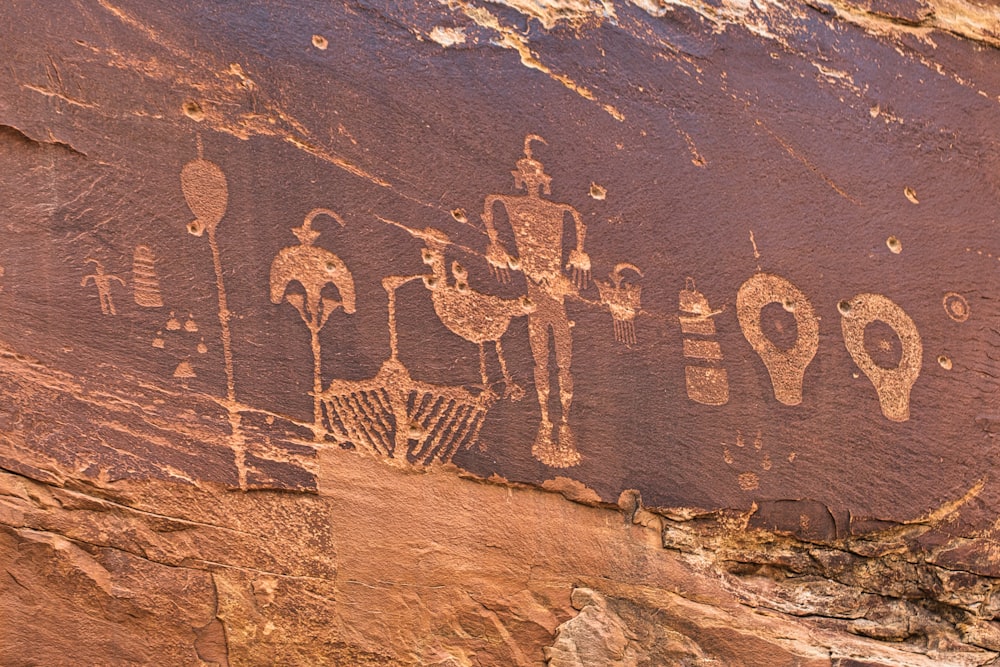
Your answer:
722,430 -> 783,492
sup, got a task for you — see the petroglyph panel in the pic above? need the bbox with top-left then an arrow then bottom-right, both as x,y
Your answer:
0,0 -> 998,529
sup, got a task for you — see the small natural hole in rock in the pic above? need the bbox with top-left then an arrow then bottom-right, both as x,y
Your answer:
312,35 -> 328,50
886,236 -> 901,254
183,101 -> 205,122
837,300 -> 852,316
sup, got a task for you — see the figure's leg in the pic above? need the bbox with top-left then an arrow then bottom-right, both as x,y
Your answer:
495,338 -> 523,400
552,308 -> 574,423
527,315 -> 551,425
478,342 -> 488,388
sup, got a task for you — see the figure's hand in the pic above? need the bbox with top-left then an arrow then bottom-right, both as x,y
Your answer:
567,249 -> 591,290
487,242 -> 515,284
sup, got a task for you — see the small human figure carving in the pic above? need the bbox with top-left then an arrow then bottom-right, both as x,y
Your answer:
481,134 -> 591,468
81,259 -> 125,315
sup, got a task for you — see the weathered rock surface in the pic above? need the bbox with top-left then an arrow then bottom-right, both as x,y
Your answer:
3,0 -> 1000,664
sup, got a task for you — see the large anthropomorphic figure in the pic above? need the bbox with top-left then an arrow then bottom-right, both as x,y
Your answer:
481,135 -> 591,467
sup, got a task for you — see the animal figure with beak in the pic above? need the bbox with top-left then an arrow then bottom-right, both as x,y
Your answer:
387,220 -> 533,401
482,135 -> 591,468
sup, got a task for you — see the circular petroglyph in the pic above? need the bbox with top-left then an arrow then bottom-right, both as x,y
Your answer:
943,292 -> 970,323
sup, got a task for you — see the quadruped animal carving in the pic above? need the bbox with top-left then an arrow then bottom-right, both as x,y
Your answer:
385,219 -> 533,400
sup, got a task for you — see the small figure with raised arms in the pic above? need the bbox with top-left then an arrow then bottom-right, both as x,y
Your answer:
81,259 -> 125,316
482,134 -> 591,468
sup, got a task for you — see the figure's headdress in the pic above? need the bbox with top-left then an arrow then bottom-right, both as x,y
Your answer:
512,134 -> 552,194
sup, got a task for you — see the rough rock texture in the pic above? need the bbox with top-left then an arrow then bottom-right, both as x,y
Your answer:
3,0 -> 1000,664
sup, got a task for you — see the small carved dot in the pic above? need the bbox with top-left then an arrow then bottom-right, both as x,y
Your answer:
938,355 -> 952,370
886,236 -> 902,254
312,35 -> 328,50
589,183 -> 607,200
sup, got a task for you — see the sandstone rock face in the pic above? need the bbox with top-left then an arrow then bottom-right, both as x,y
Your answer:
2,0 -> 1000,664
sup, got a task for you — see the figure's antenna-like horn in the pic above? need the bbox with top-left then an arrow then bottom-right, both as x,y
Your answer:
524,134 -> 547,158
304,207 -> 346,230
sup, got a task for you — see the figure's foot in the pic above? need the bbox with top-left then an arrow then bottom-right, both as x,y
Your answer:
532,419 -> 580,468
557,422 -> 581,467
531,419 -> 554,463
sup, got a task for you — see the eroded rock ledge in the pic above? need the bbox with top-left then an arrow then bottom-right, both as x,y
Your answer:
4,0 -> 1000,664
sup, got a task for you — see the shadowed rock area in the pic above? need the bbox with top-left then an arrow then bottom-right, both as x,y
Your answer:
2,0 -> 1000,664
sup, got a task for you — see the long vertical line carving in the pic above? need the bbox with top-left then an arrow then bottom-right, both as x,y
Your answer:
180,138 -> 247,487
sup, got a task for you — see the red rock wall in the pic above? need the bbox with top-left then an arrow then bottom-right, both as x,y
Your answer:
3,1 -> 1000,664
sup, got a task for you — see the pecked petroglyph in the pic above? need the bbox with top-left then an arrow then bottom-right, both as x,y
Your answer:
482,135 -> 593,468
81,259 -> 125,316
737,272 -> 819,407
270,208 -> 356,440
679,278 -> 729,406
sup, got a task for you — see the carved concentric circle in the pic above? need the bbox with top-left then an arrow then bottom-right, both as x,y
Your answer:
943,292 -> 970,323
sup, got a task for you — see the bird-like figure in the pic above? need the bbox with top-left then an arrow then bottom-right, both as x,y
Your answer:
389,221 -> 533,400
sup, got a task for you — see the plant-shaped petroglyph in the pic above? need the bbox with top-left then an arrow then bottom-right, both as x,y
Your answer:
270,208 -> 356,439
723,429 -> 786,492
383,219 -> 533,400
180,138 -> 247,487
481,135 -> 592,469
81,259 -> 125,315
596,263 -> 643,345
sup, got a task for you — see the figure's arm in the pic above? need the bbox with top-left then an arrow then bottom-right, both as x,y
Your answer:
565,206 -> 591,289
568,205 -> 586,253
482,195 -> 502,244
111,276 -> 126,286
482,195 -> 515,284
81,276 -> 93,287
